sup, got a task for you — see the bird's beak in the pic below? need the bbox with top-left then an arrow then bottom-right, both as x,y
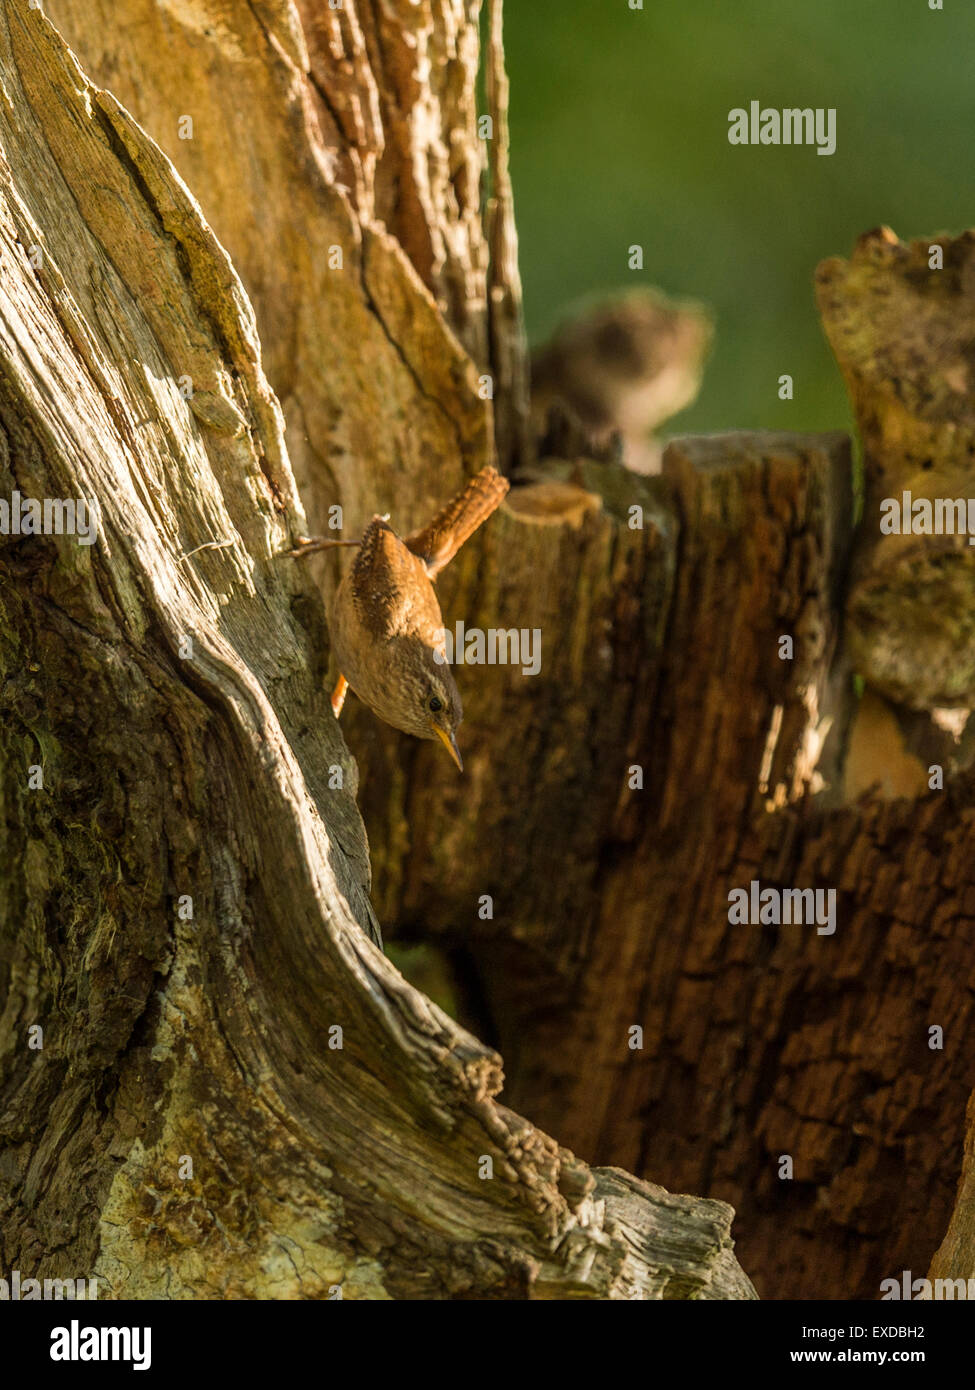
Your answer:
432,724 -> 464,772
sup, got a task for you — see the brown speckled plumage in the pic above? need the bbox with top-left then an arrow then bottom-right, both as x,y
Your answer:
328,466 -> 509,766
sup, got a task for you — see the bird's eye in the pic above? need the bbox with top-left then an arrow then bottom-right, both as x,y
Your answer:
429,696 -> 443,713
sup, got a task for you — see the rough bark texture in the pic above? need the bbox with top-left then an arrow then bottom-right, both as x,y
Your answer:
818,226 -> 975,709
929,1089 -> 975,1289
295,0 -> 491,370
341,307 -> 975,1295
45,0 -> 496,561
23,3 -> 975,1303
0,0 -> 755,1300
484,0 -> 531,472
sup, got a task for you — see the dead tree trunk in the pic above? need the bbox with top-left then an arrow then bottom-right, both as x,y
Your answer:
24,1 -> 975,1301
0,1 -> 756,1299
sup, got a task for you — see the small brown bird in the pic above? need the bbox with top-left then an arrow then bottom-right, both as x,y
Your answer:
287,467 -> 509,770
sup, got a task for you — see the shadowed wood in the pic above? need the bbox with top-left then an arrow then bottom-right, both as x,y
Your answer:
0,0 -> 756,1301
40,0 -> 975,1307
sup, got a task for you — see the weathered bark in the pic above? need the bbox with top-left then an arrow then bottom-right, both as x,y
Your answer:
43,0 -> 533,540
818,226 -> 975,709
345,320 -> 975,1296
42,0 -> 495,583
0,1 -> 755,1299
929,1090 -> 975,1290
28,3 -> 975,1302
484,0 -> 531,473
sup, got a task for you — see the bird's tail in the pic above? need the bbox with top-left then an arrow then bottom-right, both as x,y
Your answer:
405,466 -> 510,577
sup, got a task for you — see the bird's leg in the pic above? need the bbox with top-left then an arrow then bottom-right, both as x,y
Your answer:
331,674 -> 349,718
280,536 -> 361,559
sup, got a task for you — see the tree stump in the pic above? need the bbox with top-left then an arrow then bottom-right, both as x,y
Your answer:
14,0 -> 975,1301
0,0 -> 756,1300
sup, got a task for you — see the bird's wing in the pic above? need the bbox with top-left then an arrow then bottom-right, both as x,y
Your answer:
349,517 -> 442,642
405,466 -> 510,579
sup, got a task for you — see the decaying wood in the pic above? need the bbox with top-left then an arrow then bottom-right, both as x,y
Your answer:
25,2 -> 975,1303
295,0 -> 491,372
929,1089 -> 975,1290
345,427 -> 975,1302
44,0 -> 493,561
0,1 -> 756,1299
818,227 -> 975,709
484,0 -> 531,473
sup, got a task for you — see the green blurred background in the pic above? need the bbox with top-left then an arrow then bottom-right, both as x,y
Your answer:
504,0 -> 975,439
